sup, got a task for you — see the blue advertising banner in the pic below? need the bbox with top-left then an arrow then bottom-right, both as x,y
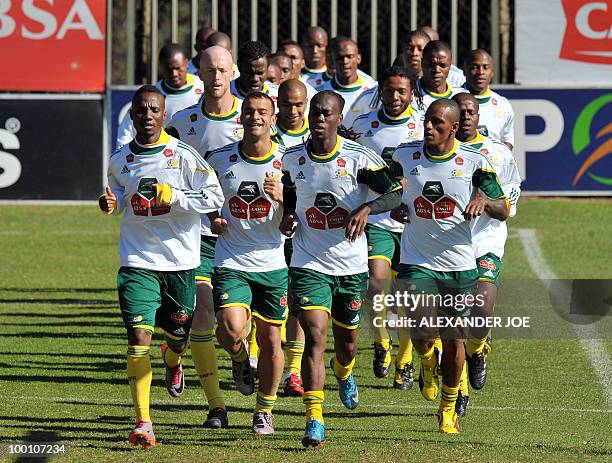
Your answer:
495,88 -> 611,194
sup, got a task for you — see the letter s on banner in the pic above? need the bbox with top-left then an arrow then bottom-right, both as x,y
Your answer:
512,100 -> 564,180
0,129 -> 22,188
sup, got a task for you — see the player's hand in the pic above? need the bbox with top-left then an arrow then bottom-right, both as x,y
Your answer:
153,183 -> 173,206
264,173 -> 283,203
344,204 -> 371,243
211,217 -> 228,235
390,203 -> 410,223
279,213 -> 297,237
464,192 -> 487,220
98,186 -> 117,214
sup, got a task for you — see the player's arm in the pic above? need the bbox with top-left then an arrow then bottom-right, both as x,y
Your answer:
156,152 -> 224,214
502,159 -> 522,218
280,169 -> 297,237
343,165 -> 402,242
501,103 -> 515,150
465,168 -> 509,221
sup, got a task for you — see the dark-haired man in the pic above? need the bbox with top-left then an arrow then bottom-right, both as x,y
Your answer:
208,92 -> 287,436
101,85 -> 223,448
230,40 -> 279,102
390,99 -> 508,434
281,90 -> 402,447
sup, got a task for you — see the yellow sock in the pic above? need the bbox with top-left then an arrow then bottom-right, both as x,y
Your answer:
247,320 -> 259,358
459,361 -> 469,396
230,340 -> 248,362
127,345 -> 152,422
395,332 -> 413,368
333,354 -> 355,381
303,390 -> 324,423
376,338 -> 391,349
190,329 -> 225,410
466,333 -> 489,357
255,391 -> 277,414
162,342 -> 183,368
439,383 -> 460,412
285,340 -> 304,374
434,336 -> 443,352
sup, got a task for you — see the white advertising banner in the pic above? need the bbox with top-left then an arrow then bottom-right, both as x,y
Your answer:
516,0 -> 612,84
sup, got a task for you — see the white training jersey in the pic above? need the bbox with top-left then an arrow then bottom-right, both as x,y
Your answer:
282,136 -> 400,276
116,74 -> 205,149
207,141 -> 286,271
302,66 -> 328,89
107,130 -> 224,271
320,75 -> 376,121
272,120 -> 310,148
470,87 -> 515,147
466,134 -> 521,259
411,80 -> 467,114
448,64 -> 466,87
168,95 -> 244,237
230,79 -> 279,104
188,58 -> 240,81
392,139 -> 506,271
345,86 -> 380,128
353,106 -> 424,233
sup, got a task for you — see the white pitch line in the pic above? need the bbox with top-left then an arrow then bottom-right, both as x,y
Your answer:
517,228 -> 612,406
1,394 -> 610,414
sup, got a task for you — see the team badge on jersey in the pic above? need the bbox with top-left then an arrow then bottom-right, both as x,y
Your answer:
413,151 -> 421,160
229,154 -> 238,162
190,113 -> 198,122
299,156 -> 306,165
480,148 -> 489,155
371,121 -> 379,128
126,154 -> 134,163
455,157 -> 464,165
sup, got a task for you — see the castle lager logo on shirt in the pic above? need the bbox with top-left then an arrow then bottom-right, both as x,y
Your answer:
572,93 -> 612,186
415,181 -> 456,219
131,177 -> 171,216
337,157 -> 346,167
306,192 -> 349,229
408,122 -> 416,129
560,0 -> 612,64
229,181 -> 272,220
273,159 -> 282,170
455,156 -> 464,165
163,148 -> 173,157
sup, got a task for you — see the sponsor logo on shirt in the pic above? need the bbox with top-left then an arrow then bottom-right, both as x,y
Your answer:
120,165 -> 129,174
165,159 -> 180,169
296,171 -> 306,180
455,157 -> 464,165
273,159 -> 282,170
337,157 -> 346,167
364,129 -> 374,137
187,127 -> 196,135
225,171 -> 236,179
163,148 -> 173,157
306,193 -> 349,229
410,167 -> 419,176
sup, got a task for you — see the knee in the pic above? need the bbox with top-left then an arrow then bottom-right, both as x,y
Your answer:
128,329 -> 152,346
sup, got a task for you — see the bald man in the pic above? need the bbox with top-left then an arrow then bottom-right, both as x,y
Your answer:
463,49 -> 514,149
273,79 -> 310,147
116,43 -> 204,149
167,45 -> 245,430
390,99 -> 508,434
267,62 -> 282,85
187,26 -> 216,75
301,26 -> 328,88
417,27 -> 465,87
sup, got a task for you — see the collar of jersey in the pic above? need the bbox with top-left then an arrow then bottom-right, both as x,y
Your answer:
464,131 -> 484,149
471,86 -> 492,104
308,136 -> 341,162
330,75 -> 365,92
421,80 -> 452,99
424,139 -> 459,163
238,140 -> 276,164
129,129 -> 171,155
303,65 -> 327,76
160,74 -> 196,95
202,96 -> 240,121
278,119 -> 309,136
378,105 -> 415,125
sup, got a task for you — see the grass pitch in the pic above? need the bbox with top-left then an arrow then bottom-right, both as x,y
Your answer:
0,199 -> 611,462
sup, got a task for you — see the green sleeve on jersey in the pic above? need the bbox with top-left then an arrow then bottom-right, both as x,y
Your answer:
388,161 -> 404,179
473,169 -> 506,200
357,166 -> 402,195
